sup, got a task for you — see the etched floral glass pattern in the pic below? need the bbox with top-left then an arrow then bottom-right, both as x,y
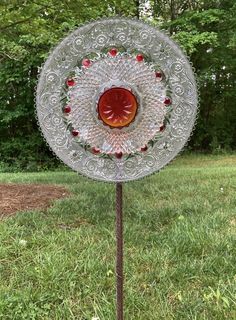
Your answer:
66,54 -> 167,155
36,18 -> 198,182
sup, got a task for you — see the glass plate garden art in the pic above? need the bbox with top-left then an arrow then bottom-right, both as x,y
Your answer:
36,18 -> 198,182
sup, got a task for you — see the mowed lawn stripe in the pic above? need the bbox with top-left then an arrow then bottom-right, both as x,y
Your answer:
0,154 -> 235,319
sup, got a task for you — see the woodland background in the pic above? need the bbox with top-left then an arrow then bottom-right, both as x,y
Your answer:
0,0 -> 235,171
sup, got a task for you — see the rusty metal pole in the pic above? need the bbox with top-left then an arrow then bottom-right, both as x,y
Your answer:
116,182 -> 123,320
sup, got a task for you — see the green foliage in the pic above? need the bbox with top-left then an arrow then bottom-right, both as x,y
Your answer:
0,154 -> 236,318
154,0 -> 236,151
0,0 -> 235,171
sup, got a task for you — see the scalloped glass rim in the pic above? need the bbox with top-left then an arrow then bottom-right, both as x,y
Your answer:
36,17 -> 198,182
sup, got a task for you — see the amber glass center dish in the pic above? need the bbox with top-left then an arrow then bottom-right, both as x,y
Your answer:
97,87 -> 138,128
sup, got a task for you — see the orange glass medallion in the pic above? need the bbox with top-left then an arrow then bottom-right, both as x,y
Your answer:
98,87 -> 138,128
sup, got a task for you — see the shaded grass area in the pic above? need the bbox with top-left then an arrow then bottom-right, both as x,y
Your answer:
0,154 -> 235,319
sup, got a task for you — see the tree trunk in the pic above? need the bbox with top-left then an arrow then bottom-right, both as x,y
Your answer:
170,0 -> 175,35
135,0 -> 140,19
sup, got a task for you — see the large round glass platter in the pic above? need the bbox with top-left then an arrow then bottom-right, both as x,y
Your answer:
36,18 -> 198,182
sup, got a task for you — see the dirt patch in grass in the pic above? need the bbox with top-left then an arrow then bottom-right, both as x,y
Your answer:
0,184 -> 70,218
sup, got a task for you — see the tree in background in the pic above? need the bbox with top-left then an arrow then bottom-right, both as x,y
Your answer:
152,0 -> 236,151
0,0 -> 235,171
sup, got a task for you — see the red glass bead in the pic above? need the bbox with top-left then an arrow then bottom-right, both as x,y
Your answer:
92,147 -> 100,154
136,54 -> 144,62
115,152 -> 123,159
82,58 -> 91,67
160,125 -> 165,132
164,97 -> 171,105
98,87 -> 138,128
155,71 -> 162,79
109,48 -> 118,57
141,145 -> 148,152
64,105 -> 71,113
66,78 -> 75,86
72,130 -> 79,137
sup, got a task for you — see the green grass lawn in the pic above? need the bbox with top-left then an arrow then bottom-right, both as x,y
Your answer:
0,154 -> 236,319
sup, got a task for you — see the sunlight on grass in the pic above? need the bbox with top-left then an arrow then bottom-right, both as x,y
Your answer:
0,154 -> 235,319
